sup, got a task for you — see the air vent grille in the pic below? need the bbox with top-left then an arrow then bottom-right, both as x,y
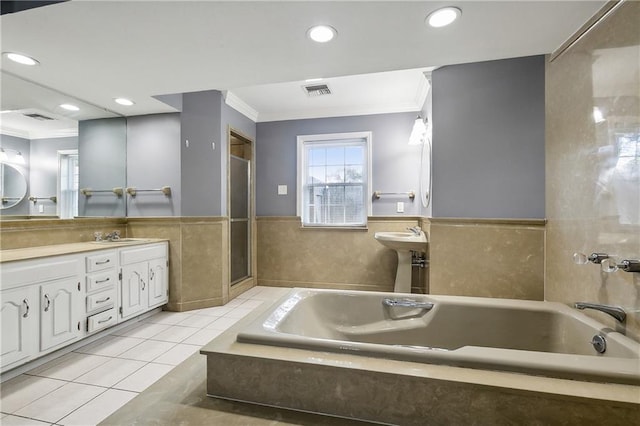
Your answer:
23,113 -> 54,121
303,84 -> 331,97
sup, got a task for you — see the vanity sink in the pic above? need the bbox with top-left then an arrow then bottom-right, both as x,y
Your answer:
374,230 -> 428,294
93,238 -> 153,244
374,231 -> 428,252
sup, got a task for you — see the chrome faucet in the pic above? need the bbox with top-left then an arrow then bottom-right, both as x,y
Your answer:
104,230 -> 121,241
407,226 -> 422,236
574,302 -> 626,323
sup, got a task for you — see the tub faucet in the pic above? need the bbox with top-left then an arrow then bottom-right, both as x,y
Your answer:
407,226 -> 422,236
574,302 -> 626,323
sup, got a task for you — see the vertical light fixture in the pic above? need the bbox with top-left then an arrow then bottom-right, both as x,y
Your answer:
409,115 -> 427,145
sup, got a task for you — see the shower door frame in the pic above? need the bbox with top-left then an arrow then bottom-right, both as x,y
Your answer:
226,127 -> 257,297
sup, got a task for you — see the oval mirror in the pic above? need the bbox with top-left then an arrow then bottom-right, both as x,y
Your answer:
1,162 -> 28,209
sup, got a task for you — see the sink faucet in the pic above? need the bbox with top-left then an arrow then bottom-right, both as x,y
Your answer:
407,226 -> 422,236
104,230 -> 121,241
574,302 -> 626,323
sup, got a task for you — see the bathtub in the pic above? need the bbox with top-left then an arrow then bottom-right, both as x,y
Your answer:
237,288 -> 640,385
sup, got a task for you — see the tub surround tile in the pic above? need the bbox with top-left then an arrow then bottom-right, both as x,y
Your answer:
545,1 -> 640,340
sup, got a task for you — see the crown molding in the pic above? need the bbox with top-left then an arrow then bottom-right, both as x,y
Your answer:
224,91 -> 259,122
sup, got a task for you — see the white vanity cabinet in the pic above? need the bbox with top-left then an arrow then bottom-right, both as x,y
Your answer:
1,285 -> 38,369
119,243 -> 168,320
0,240 -> 169,374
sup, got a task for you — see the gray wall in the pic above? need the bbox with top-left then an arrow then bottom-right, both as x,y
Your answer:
432,55 -> 545,218
78,117 -> 127,217
30,136 -> 78,216
180,90 -> 223,216
126,113 -> 181,217
0,134 -> 30,215
255,112 -> 420,217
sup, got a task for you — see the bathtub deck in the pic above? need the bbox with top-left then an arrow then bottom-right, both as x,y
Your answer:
201,290 -> 640,425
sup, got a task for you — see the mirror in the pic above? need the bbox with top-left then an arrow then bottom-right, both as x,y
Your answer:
0,162 -> 28,210
0,71 -> 126,219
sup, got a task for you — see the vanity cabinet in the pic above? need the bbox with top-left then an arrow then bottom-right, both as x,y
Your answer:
0,240 -> 168,374
119,243 -> 168,320
1,285 -> 38,369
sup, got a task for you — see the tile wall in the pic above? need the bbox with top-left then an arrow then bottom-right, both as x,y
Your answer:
545,1 -> 640,339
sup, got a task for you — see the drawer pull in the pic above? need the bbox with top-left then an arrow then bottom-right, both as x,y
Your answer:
96,297 -> 111,304
95,277 -> 110,284
44,294 -> 51,312
98,316 -> 113,324
95,259 -> 111,265
22,299 -> 30,318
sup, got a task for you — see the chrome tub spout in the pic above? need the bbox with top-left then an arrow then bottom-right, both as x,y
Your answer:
574,302 -> 626,323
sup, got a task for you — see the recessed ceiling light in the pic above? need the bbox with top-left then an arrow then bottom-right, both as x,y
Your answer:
426,7 -> 461,28
307,25 -> 337,43
59,103 -> 80,111
4,52 -> 39,66
114,98 -> 134,106
305,78 -> 323,83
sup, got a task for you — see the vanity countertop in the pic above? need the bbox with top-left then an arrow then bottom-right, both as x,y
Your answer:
0,238 -> 168,263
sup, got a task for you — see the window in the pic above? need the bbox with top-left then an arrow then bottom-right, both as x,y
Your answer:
58,150 -> 79,219
297,132 -> 372,227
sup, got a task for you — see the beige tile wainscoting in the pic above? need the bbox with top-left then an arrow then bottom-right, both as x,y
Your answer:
428,218 -> 546,300
256,216 -> 428,293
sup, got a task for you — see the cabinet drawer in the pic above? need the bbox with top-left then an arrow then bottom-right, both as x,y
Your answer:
86,288 -> 116,313
86,271 -> 117,293
120,244 -> 167,266
86,251 -> 117,273
87,308 -> 117,334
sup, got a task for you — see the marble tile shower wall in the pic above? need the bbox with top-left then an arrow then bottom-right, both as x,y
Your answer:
545,1 -> 640,339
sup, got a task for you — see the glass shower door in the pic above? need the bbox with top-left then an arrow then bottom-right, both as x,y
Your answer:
230,155 -> 250,284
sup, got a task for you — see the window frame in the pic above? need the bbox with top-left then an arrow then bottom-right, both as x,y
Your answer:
296,131 -> 373,228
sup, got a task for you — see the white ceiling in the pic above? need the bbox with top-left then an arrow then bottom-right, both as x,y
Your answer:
0,0 -> 606,131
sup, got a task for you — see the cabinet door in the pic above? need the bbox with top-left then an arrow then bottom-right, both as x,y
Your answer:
120,262 -> 148,319
148,258 -> 168,308
1,286 -> 38,370
40,278 -> 82,352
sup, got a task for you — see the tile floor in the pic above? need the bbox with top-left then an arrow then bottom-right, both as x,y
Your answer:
0,286 -> 281,426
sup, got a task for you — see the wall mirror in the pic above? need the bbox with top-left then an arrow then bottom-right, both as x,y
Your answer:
0,71 -> 126,219
0,162 -> 28,209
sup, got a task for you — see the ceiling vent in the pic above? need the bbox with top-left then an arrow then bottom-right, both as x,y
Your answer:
23,112 -> 54,121
303,83 -> 332,97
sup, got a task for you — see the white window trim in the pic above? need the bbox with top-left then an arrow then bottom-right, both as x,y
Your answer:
296,131 -> 373,227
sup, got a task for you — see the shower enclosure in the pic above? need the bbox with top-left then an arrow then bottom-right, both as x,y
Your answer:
229,131 -> 253,285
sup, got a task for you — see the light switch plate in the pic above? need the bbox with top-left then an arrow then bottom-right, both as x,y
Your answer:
278,185 -> 288,195
396,202 -> 404,213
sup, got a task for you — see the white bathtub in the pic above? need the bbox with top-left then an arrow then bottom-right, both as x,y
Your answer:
237,288 -> 640,385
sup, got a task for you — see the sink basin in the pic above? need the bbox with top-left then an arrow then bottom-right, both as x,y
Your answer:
374,231 -> 428,252
92,238 -> 153,244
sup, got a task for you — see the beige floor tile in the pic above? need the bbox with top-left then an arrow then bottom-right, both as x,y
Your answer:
14,382 -> 105,423
74,335 -> 144,357
239,299 -> 264,309
113,363 -> 173,392
0,415 -> 51,425
110,322 -> 171,339
73,358 -> 147,388
181,328 -> 224,346
0,375 -> 66,413
224,307 -> 254,319
149,325 -> 199,343
25,352 -> 111,381
58,389 -> 137,426
143,311 -> 193,325
177,314 -> 217,328
152,344 -> 201,366
116,340 -> 176,362
191,306 -> 234,317
205,316 -> 241,330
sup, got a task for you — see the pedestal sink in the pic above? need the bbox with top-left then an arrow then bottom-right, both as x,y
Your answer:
374,230 -> 428,293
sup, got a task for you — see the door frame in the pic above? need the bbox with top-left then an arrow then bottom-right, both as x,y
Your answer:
226,127 -> 257,299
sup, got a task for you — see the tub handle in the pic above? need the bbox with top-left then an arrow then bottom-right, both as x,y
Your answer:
382,298 -> 434,310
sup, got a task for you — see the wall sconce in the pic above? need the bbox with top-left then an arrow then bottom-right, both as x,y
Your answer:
0,147 -> 26,164
409,115 -> 427,145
